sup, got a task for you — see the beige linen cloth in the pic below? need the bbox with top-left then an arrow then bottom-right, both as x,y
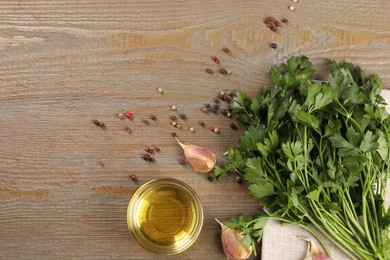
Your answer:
261,90 -> 390,260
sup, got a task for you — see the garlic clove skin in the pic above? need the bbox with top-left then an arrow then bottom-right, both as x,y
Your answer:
216,219 -> 253,260
299,236 -> 330,260
175,137 -> 216,173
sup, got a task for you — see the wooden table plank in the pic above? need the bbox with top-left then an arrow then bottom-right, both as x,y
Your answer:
1,0 -> 390,259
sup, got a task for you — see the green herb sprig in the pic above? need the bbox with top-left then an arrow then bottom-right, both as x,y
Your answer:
215,56 -> 390,259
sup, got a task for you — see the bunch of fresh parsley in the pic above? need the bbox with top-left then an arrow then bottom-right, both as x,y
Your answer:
215,56 -> 390,259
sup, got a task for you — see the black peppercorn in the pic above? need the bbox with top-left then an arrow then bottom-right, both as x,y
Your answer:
230,122 -> 238,130
213,104 -> 219,110
205,68 -> 213,74
270,43 -> 277,49
179,113 -> 187,120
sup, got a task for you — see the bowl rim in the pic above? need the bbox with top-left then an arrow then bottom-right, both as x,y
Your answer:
127,178 -> 204,255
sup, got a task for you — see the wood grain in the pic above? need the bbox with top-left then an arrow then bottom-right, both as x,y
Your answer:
1,0 -> 390,259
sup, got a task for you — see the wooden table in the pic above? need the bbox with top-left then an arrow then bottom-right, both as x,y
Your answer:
1,1 -> 390,259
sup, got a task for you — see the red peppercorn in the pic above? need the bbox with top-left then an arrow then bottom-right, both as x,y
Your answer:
145,146 -> 150,152
209,126 -> 215,132
266,16 -> 275,22
211,56 -> 220,64
275,21 -> 281,27
126,112 -> 133,119
155,147 -> 161,152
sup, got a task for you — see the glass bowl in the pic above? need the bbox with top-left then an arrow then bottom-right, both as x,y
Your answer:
127,178 -> 203,254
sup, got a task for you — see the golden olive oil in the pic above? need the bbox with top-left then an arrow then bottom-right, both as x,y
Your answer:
129,179 -> 203,254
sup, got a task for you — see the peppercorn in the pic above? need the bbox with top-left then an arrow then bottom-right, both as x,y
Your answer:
219,68 -> 228,75
275,21 -> 281,27
150,115 -> 157,121
198,121 -> 205,126
201,107 -> 209,113
204,103 -> 211,108
170,105 -> 177,111
227,112 -> 232,118
126,112 -> 133,119
235,176 -> 243,184
154,147 -> 161,152
157,87 -> 163,94
213,97 -> 220,104
92,119 -> 100,126
172,121 -> 177,126
117,112 -> 124,120
205,68 -> 213,74
171,132 -> 177,138
210,107 -> 217,113
176,124 -> 182,129
222,47 -> 231,54
149,157 -> 155,162
220,90 -> 225,96
213,127 -> 220,134
124,127 -> 132,134
189,127 -> 195,133
148,148 -> 154,154
223,95 -> 231,103
207,175 -> 214,182
179,113 -> 187,120
298,65 -> 305,70
289,5 -> 295,10
142,118 -> 149,125
220,108 -> 228,116
211,55 -> 220,64
272,27 -> 278,32
170,115 -> 177,121
230,122 -> 238,130
270,43 -> 278,49
143,154 -> 151,161
281,18 -> 288,23
130,174 -> 138,181
213,104 -> 219,110
179,159 -> 187,165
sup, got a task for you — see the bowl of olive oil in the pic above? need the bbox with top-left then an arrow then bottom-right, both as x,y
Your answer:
127,178 -> 203,254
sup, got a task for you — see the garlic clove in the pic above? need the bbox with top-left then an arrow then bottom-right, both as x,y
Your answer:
216,219 -> 253,260
175,137 -> 216,173
299,236 -> 330,260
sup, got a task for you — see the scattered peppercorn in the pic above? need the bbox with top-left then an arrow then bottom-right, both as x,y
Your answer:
170,115 -> 177,121
179,159 -> 187,165
211,55 -> 220,64
198,121 -> 205,126
176,124 -> 182,129
142,118 -> 149,125
213,127 -> 220,134
298,65 -> 305,70
219,68 -> 228,75
227,112 -> 232,118
149,157 -> 156,162
205,68 -> 213,74
210,107 -> 217,113
207,175 -> 214,182
130,174 -> 138,181
210,126 -> 215,132
213,104 -> 219,110
213,97 -> 220,104
189,127 -> 195,133
220,108 -> 228,116
272,27 -> 278,32
171,132 -> 177,138
150,115 -> 157,121
117,112 -> 124,120
201,107 -> 209,113
154,147 -> 161,152
204,103 -> 211,108
289,5 -> 295,10
230,122 -> 238,130
179,113 -> 187,120
126,112 -> 133,119
124,127 -> 132,134
92,119 -> 105,128
275,21 -> 281,27
172,121 -> 178,126
145,146 -> 150,152
281,18 -> 288,23
157,87 -> 163,94
235,176 -> 243,184
270,43 -> 278,49
148,148 -> 154,154
170,105 -> 177,111
143,154 -> 151,161
222,47 -> 231,54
